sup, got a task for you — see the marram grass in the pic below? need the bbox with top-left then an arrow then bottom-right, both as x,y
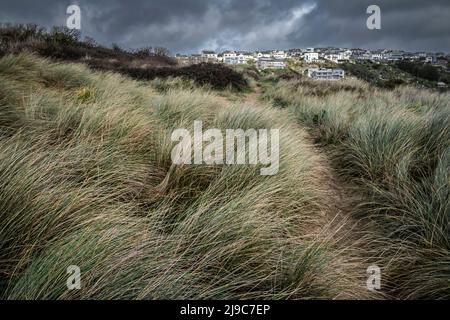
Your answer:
0,54 -> 379,299
264,77 -> 450,299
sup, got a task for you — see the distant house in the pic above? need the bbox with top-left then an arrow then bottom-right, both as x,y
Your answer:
425,55 -> 437,64
190,54 -> 203,64
403,53 -> 419,61
306,68 -> 345,80
437,82 -> 447,88
223,51 -> 236,64
351,49 -> 371,61
175,54 -> 190,66
223,51 -> 249,65
324,53 -> 349,63
238,52 -> 255,64
416,52 -> 428,58
371,53 -> 384,61
287,49 -> 303,58
255,51 -> 272,59
385,51 -> 405,61
272,50 -> 287,59
304,52 -> 319,63
201,50 -> 218,63
175,54 -> 203,66
324,54 -> 338,63
257,58 -> 286,70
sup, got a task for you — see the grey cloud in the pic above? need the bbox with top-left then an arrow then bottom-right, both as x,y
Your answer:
0,0 -> 449,53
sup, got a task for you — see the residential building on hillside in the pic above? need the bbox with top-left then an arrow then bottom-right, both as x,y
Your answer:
223,51 -> 236,64
190,54 -> 203,63
201,50 -> 218,63
304,52 -> 319,63
272,50 -> 287,59
287,49 -> 303,57
371,53 -> 384,61
240,52 -> 256,63
425,55 -> 437,64
258,58 -> 286,70
255,51 -> 272,59
324,53 -> 349,63
175,54 -> 203,65
175,54 -> 189,65
223,51 -> 252,65
384,51 -> 405,61
351,49 -> 371,61
306,68 -> 345,80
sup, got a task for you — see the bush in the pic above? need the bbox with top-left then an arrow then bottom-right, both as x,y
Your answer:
396,61 -> 442,82
89,62 -> 249,91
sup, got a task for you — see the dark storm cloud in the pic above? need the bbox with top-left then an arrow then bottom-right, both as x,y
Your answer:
0,0 -> 449,53
289,0 -> 450,52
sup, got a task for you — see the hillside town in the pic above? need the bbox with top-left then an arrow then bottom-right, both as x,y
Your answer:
175,48 -> 450,82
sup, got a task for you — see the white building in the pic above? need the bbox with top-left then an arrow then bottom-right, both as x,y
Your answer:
240,52 -> 256,63
255,51 -> 272,59
425,55 -> 437,64
223,51 -> 237,64
342,50 -> 352,60
223,51 -> 252,65
324,52 -> 350,63
324,54 -> 341,63
371,53 -> 384,61
272,50 -> 287,59
201,50 -> 218,61
306,68 -> 345,80
258,58 -> 286,70
351,49 -> 371,61
304,52 -> 319,63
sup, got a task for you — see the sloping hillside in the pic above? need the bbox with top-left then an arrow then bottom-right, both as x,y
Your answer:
263,78 -> 450,299
0,54 -> 380,299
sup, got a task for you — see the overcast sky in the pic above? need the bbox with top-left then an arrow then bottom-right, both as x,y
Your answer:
1,0 -> 449,54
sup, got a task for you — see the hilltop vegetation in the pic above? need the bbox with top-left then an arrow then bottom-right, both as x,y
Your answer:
0,24 -> 248,91
341,60 -> 450,89
0,24 -> 176,65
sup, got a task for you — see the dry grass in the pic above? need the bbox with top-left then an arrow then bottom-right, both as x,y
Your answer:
0,54 -> 379,299
264,77 -> 450,299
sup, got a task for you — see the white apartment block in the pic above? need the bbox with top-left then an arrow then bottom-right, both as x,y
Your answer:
371,53 -> 384,61
306,68 -> 345,80
201,50 -> 218,61
272,50 -> 287,59
324,54 -> 341,63
304,52 -> 319,63
223,51 -> 252,65
201,50 -> 218,62
324,53 -> 350,63
257,58 -> 286,70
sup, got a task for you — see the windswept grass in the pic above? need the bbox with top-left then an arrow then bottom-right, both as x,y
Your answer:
0,54 -> 377,299
264,78 -> 450,299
